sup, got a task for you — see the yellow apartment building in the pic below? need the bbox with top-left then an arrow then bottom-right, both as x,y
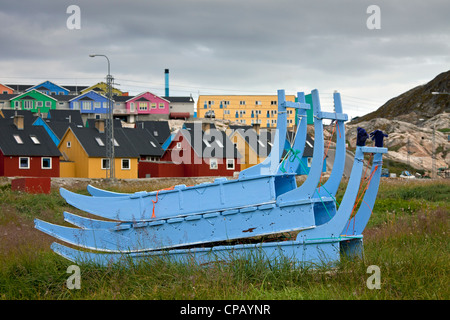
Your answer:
197,95 -> 297,128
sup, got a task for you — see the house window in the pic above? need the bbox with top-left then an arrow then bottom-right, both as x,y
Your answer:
82,101 -> 91,110
42,157 -> 52,169
45,101 -> 51,108
13,135 -> 23,144
159,103 -> 165,109
36,101 -> 43,108
255,101 -> 261,105
130,103 -> 135,112
23,100 -> 33,109
210,158 -> 218,170
239,101 -> 246,105
226,159 -> 235,170
307,157 -> 313,167
176,142 -> 182,149
95,137 -> 104,146
19,157 -> 30,169
67,141 -> 71,148
94,102 -> 101,109
73,102 -> 79,110
139,102 -> 148,111
30,135 -> 40,144
151,103 -> 157,109
153,130 -> 158,136
14,101 -> 20,108
121,159 -> 130,170
101,158 -> 110,170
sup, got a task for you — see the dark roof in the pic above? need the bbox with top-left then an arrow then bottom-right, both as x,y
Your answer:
5,84 -> 33,92
182,122 -> 241,159
86,118 -> 122,128
1,109 -> 37,126
135,121 -> 171,145
112,95 -> 130,102
0,123 -> 61,157
121,128 -> 164,157
60,85 -> 89,93
0,94 -> 18,100
46,121 -> 81,140
162,96 -> 195,103
52,95 -> 76,101
68,127 -> 139,158
47,109 -> 83,126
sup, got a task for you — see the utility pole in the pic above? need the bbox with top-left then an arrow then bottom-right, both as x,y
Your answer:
90,54 -> 115,180
432,124 -> 436,179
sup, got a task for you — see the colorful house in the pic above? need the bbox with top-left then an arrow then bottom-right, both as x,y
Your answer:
58,120 -> 139,179
0,115 -> 61,177
126,92 -> 170,117
148,122 -> 241,177
0,84 -> 14,94
9,89 -> 57,114
197,94 -> 297,128
80,82 -> 124,97
25,81 -> 70,95
228,125 -> 273,171
68,90 -> 110,115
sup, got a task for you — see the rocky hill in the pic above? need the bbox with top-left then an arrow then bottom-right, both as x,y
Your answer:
346,114 -> 449,174
352,70 -> 450,125
344,70 -> 450,176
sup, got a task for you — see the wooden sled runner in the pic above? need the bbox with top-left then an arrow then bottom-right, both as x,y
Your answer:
35,89 -> 387,267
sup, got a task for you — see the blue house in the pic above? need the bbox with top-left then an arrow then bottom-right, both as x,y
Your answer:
26,81 -> 70,95
69,90 -> 110,115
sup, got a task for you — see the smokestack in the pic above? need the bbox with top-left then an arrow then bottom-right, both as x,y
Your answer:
165,69 -> 169,97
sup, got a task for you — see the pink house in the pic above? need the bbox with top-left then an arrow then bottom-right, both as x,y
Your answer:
126,92 -> 170,115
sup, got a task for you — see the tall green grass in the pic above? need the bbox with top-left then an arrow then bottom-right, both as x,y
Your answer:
0,179 -> 448,300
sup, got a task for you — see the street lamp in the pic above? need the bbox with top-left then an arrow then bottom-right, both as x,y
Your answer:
89,54 -> 115,179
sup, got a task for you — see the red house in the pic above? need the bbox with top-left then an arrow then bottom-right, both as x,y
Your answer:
0,115 -> 61,177
145,122 -> 241,177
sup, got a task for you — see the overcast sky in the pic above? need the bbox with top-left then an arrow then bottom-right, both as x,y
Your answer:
0,0 -> 449,119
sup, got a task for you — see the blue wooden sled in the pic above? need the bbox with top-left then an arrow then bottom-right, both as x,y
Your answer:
35,89 -> 387,268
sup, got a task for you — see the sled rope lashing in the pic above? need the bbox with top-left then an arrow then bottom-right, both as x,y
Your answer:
319,121 -> 337,192
279,147 -> 302,174
352,153 -> 373,213
151,186 -> 176,218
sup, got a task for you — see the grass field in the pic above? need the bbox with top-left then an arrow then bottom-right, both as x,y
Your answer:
0,177 -> 448,300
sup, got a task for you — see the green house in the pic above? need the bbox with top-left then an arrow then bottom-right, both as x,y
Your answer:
10,89 -> 57,113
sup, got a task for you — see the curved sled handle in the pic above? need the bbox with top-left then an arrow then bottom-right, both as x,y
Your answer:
276,89 -> 325,203
314,92 -> 347,198
277,91 -> 309,174
298,146 -> 366,240
341,148 -> 386,236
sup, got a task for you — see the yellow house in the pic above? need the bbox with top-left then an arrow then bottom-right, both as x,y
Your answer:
81,82 -> 125,96
197,94 -> 297,128
228,124 -> 273,170
58,120 -> 139,179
